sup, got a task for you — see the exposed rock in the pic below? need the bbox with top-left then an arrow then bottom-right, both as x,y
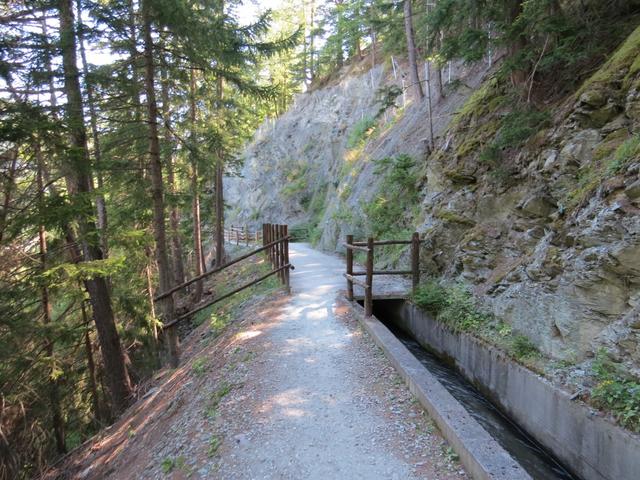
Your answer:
557,129 -> 601,167
517,193 -> 557,218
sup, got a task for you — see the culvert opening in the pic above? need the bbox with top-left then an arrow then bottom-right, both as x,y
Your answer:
359,298 -> 580,480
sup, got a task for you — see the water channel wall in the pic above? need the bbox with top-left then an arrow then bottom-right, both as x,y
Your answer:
376,299 -> 640,480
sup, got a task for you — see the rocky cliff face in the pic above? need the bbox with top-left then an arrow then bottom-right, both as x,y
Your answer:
227,27 -> 640,375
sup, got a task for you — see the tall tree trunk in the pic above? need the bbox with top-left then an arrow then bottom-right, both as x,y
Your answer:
189,70 -> 204,302
0,150 -> 17,243
508,0 -> 527,86
403,0 -> 424,99
82,302 -> 105,425
214,76 -> 226,268
58,0 -> 132,415
36,146 -> 66,454
309,0 -> 316,81
142,0 -> 178,366
76,0 -> 108,257
160,59 -> 186,287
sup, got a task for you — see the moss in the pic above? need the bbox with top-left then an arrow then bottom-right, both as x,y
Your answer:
450,77 -> 501,130
454,118 -> 500,158
434,209 -> 476,226
578,25 -> 640,95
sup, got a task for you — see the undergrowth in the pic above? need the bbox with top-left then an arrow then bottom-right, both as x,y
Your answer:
591,350 -> 640,432
412,280 -> 541,363
347,117 -> 377,149
363,154 -> 419,239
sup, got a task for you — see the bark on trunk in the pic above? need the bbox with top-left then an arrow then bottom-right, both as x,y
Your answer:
213,79 -> 226,268
82,302 -> 105,425
141,0 -> 178,366
403,0 -> 424,99
36,148 -> 66,454
76,0 -> 108,257
190,70 -> 203,302
58,0 -> 132,416
508,0 -> 527,86
160,61 -> 186,287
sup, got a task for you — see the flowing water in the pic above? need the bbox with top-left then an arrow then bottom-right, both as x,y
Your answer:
374,307 -> 580,480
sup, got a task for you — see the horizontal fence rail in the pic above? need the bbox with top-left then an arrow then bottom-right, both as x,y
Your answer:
223,224 -> 262,246
155,223 -> 292,367
344,232 -> 422,317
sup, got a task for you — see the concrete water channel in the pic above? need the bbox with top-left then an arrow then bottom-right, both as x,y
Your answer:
351,297 -> 640,480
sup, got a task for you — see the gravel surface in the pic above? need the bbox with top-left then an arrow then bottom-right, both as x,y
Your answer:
49,244 -> 468,480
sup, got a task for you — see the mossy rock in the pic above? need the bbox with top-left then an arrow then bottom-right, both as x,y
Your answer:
433,209 -> 476,226
444,168 -> 477,184
577,24 -> 640,96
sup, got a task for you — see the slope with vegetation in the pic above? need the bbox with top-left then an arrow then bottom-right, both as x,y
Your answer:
228,0 -> 640,434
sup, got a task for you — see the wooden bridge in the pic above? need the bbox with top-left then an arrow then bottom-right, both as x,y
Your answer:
343,232 -> 423,316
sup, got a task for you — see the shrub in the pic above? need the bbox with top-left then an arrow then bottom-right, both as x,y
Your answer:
347,117 -> 377,149
413,280 -> 447,312
607,135 -> 640,175
413,281 -> 490,332
591,349 -> 640,432
511,334 -> 539,360
363,154 -> 418,238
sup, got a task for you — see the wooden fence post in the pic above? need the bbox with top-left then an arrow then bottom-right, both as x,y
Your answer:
283,225 -> 290,294
411,231 -> 420,291
235,227 -> 240,245
270,224 -> 276,266
262,224 -> 266,248
278,225 -> 285,283
346,234 -> 354,301
245,225 -> 249,246
365,237 -> 374,317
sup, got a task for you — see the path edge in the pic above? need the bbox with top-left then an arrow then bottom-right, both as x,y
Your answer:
349,299 -> 532,480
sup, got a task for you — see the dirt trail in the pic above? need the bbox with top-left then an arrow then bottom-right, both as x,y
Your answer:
47,244 -> 467,480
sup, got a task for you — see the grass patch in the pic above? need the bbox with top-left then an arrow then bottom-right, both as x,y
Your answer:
192,357 -> 208,377
590,349 -> 640,432
606,135 -> 640,175
205,381 -> 233,419
208,435 -> 222,457
413,281 -> 490,332
413,280 -> 540,364
347,117 -> 377,149
511,334 -> 540,361
363,154 -> 418,239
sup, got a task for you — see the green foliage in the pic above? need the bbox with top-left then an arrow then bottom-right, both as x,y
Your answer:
347,117 -> 377,149
413,281 -> 490,332
412,280 -> 447,312
161,458 -> 175,474
511,335 -> 540,360
281,163 -> 310,199
607,135 -> 640,175
591,350 -> 640,432
208,435 -> 222,457
192,357 -> 208,377
374,85 -> 402,119
363,154 -> 418,238
205,382 -> 232,419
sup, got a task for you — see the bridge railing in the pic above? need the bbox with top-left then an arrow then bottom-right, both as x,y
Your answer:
155,223 -> 292,366
224,225 -> 262,246
343,232 -> 422,317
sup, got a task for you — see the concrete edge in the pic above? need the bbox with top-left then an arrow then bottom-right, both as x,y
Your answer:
349,301 -> 532,480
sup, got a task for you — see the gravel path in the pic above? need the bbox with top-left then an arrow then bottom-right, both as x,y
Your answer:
53,244 -> 467,480
213,243 -> 467,479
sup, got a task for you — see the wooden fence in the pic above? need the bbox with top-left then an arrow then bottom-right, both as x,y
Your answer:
343,232 -> 422,317
154,223 -> 291,366
223,225 -> 262,246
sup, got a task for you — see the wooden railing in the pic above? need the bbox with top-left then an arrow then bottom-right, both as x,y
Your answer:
344,232 -> 421,317
224,225 -> 262,246
155,223 -> 292,366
